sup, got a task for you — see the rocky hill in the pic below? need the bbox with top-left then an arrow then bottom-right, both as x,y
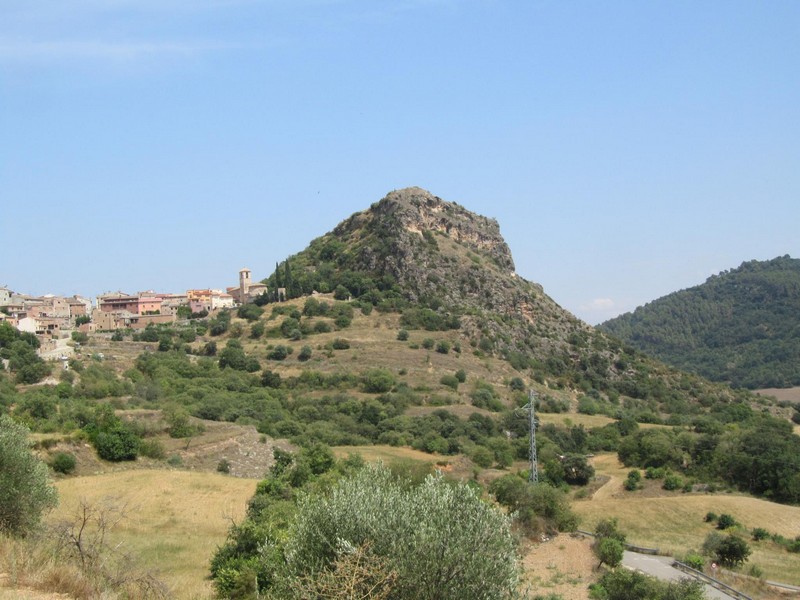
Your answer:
263,187 -> 751,415
598,255 -> 800,389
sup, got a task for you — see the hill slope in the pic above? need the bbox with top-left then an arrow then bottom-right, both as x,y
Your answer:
260,187 -> 754,416
598,256 -> 800,389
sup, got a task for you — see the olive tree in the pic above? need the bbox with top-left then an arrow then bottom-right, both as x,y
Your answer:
283,464 -> 518,599
0,415 -> 58,535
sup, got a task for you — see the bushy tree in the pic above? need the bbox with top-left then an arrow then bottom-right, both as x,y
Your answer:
624,469 -> 642,491
594,518 -> 626,543
362,369 -> 395,393
86,405 -> 139,462
716,513 -> 736,530
595,537 -> 624,569
489,475 -> 578,533
95,425 -> 139,461
0,415 -> 58,535
715,535 -> 751,568
284,464 -> 518,599
590,569 -> 704,600
218,341 -> 247,370
237,303 -> 264,322
562,454 -> 595,485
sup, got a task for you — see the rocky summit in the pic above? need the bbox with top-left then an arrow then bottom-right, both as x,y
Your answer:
297,187 -> 587,361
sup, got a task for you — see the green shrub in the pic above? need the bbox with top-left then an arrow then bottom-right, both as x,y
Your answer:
663,473 -> 683,491
594,518 -> 626,543
331,338 -> 351,350
261,370 -> 282,388
716,514 -> 736,530
217,459 -> 231,474
422,338 -> 435,350
624,469 -> 641,491
436,341 -> 451,354
94,425 -> 139,462
362,369 -> 395,394
455,369 -> 467,383
71,331 -> 89,344
397,329 -> 409,341
489,474 -> 578,533
509,377 -> 525,391
250,322 -> 265,339
313,321 -> 332,333
238,304 -> 264,322
471,446 -> 494,468
51,451 -> 77,474
139,439 -> 166,459
298,346 -> 313,362
440,374 -> 459,390
751,528 -> 769,541
683,553 -> 705,570
268,345 -> 290,361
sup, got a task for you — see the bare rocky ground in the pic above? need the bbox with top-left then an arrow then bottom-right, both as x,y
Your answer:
521,534 -> 596,600
42,414 -> 291,481
171,419 -> 285,478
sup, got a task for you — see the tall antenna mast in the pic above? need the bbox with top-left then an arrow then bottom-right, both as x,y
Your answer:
526,389 -> 538,483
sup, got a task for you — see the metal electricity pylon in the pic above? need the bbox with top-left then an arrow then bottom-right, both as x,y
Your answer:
517,390 -> 539,483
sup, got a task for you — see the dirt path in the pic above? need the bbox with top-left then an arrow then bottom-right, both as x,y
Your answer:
590,454 -> 627,500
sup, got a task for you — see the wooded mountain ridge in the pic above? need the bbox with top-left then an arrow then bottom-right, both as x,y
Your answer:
598,255 -> 800,389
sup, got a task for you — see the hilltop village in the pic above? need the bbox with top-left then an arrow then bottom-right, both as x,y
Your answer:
0,268 -> 270,361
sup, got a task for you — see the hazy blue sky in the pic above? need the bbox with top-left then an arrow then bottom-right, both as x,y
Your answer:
2,1 -> 798,324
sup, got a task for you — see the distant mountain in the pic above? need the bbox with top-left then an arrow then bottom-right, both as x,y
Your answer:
261,187 -> 751,418
598,256 -> 800,389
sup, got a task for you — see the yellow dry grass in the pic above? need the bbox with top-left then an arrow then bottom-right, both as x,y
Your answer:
755,387 -> 800,404
574,454 -> 800,585
521,534 -> 595,600
331,444 -> 442,465
232,298 -> 527,403
51,470 -> 258,599
538,413 -> 670,430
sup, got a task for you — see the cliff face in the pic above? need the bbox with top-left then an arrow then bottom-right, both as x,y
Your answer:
367,187 -> 515,273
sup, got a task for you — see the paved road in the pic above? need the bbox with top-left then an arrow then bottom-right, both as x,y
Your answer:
622,551 -> 737,600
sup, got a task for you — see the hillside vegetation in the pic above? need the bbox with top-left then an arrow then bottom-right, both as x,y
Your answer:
4,190 -> 797,502
599,256 -> 800,389
3,188 -> 800,598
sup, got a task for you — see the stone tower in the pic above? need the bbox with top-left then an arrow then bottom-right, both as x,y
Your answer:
239,268 -> 252,302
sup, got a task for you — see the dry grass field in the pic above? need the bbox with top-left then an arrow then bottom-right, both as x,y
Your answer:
50,470 -> 258,599
575,454 -> 800,586
331,444 -> 443,464
537,412 -> 670,430
521,534 -> 596,600
756,387 -> 800,404
233,297 -> 529,405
